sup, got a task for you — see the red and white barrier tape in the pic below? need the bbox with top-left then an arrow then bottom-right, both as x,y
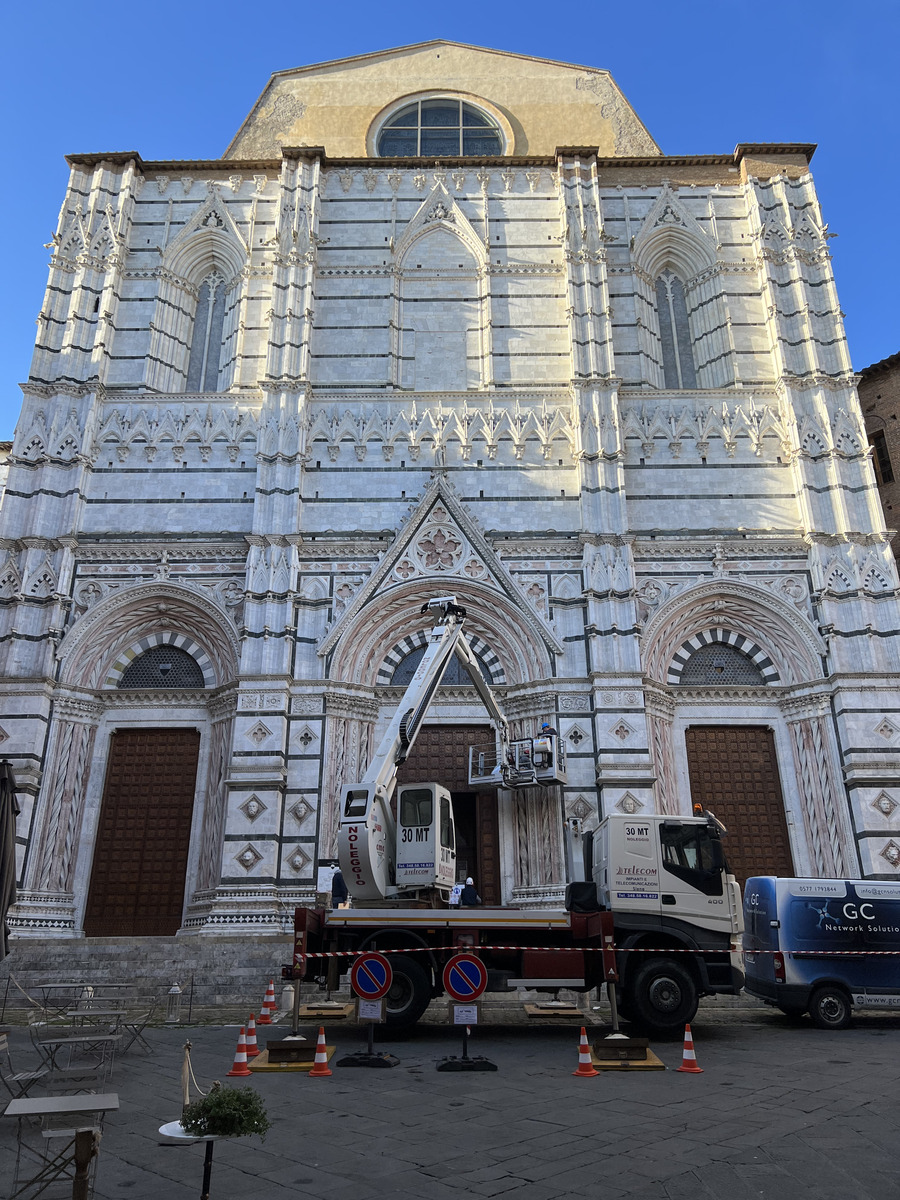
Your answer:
298,945 -> 900,959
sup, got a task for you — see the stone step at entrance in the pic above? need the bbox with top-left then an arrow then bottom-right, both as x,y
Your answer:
0,935 -> 293,1016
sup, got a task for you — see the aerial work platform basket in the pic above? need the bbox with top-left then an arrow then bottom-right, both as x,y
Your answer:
468,733 -> 566,789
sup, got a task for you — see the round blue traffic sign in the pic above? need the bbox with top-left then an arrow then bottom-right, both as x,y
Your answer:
350,952 -> 393,1000
443,953 -> 487,1002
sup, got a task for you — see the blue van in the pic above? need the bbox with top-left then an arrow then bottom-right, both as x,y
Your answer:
743,877 -> 900,1029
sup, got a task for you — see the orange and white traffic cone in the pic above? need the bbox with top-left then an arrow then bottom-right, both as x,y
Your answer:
257,979 -> 277,1025
572,1026 -> 598,1078
226,1027 -> 252,1077
676,1023 -> 703,1074
308,1026 -> 332,1078
245,1013 -> 259,1059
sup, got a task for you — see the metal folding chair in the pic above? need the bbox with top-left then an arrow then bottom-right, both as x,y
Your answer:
119,998 -> 157,1054
44,1065 -> 110,1095
27,1018 -> 76,1071
0,1033 -> 48,1100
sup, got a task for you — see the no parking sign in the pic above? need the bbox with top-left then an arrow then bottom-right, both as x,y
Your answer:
350,952 -> 393,1001
443,953 -> 488,1002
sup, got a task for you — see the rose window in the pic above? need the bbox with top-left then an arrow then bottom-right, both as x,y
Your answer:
416,528 -> 463,571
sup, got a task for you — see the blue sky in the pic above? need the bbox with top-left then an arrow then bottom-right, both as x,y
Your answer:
1,0 -> 897,438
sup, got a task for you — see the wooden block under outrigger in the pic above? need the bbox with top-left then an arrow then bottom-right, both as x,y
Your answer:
590,1035 -> 665,1070
297,1002 -> 356,1020
523,1002 -> 584,1019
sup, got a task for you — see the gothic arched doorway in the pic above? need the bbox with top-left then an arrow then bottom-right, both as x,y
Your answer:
83,727 -> 201,936
397,724 -> 500,904
685,725 -> 794,887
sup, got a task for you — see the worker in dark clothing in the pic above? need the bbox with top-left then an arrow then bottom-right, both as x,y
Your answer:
459,877 -> 482,906
534,722 -> 558,772
331,865 -> 349,909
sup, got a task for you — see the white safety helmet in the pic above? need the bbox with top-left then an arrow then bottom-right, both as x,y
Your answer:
465,877 -> 474,886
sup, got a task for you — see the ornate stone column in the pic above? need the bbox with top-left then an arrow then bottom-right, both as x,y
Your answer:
784,698 -> 852,877
645,688 -> 679,816
321,693 -> 377,860
14,695 -> 103,936
192,694 -> 236,894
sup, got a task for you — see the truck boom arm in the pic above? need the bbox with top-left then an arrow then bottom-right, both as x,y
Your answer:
338,597 -> 508,900
364,597 -> 505,794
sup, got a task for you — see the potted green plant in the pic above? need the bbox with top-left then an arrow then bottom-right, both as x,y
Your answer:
180,1082 -> 271,1197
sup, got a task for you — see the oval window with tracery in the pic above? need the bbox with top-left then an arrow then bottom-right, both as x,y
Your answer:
377,98 -> 503,158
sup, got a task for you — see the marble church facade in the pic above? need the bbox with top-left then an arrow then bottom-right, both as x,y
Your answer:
3,42 -> 899,940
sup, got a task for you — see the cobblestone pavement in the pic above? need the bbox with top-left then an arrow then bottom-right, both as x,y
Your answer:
2,1005 -> 898,1200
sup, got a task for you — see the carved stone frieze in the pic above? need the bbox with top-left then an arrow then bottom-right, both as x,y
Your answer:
633,539 -> 807,562
239,691 -> 287,711
778,691 -> 833,719
296,540 -> 388,559
209,692 -> 238,721
305,396 -> 574,465
325,693 -> 379,722
93,401 -> 261,460
488,538 -> 580,556
666,685 -> 775,704
594,689 -> 641,707
103,689 -> 211,707
52,695 -> 105,721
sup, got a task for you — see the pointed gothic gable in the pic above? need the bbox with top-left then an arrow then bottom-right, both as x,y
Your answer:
395,183 -> 486,267
317,476 -> 564,660
226,41 -> 659,160
631,185 -> 717,281
162,189 -> 249,283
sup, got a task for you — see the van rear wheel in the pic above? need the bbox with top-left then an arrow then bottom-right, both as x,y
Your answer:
808,985 -> 852,1030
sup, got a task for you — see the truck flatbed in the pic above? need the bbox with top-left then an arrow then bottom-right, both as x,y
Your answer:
324,907 -> 575,931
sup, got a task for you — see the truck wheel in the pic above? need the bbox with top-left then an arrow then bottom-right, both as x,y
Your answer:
629,959 -> 699,1036
384,956 -> 432,1028
808,985 -> 852,1031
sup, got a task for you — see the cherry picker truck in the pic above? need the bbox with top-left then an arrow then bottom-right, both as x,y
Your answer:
286,596 -> 744,1035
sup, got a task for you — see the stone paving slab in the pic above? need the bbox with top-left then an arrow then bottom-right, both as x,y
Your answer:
1,1010 -> 898,1199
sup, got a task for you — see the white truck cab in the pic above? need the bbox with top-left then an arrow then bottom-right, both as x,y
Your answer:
595,814 -> 743,939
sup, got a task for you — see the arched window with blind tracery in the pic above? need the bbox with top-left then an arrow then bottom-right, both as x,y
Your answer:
656,269 -> 697,389
186,270 -> 227,392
